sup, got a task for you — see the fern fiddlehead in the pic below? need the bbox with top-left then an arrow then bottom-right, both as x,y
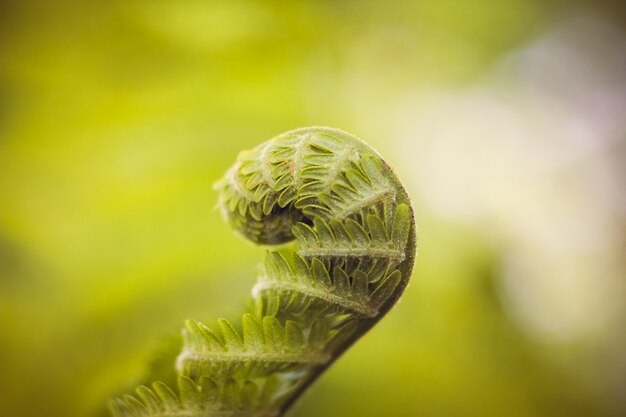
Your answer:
110,127 -> 417,417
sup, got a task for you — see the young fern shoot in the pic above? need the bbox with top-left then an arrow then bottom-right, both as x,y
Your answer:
110,127 -> 417,417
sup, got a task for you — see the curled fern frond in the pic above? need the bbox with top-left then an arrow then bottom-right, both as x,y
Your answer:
111,127 -> 417,417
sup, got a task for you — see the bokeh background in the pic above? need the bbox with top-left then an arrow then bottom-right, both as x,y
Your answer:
1,1 -> 625,416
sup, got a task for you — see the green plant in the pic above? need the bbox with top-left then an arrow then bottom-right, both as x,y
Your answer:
109,127 -> 417,417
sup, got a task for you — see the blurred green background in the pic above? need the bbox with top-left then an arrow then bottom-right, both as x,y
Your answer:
1,1 -> 625,416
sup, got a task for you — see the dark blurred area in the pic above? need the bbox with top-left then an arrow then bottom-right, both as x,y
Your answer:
1,1 -> 625,417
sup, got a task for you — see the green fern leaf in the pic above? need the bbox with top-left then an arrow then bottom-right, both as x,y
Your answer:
111,127 -> 416,417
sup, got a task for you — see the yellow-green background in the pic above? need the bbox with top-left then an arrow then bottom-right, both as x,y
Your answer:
1,1 -> 625,417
